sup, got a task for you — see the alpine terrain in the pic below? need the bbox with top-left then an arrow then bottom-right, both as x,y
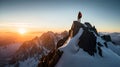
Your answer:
5,12 -> 120,67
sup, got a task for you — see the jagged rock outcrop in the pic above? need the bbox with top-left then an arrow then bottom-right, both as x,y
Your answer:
71,21 -> 99,56
97,42 -> 103,47
85,22 -> 98,35
101,35 -> 112,42
38,49 -> 63,67
70,21 -> 84,37
57,36 -> 69,49
78,29 -> 97,56
85,22 -> 92,28
92,26 -> 99,35
104,42 -> 108,48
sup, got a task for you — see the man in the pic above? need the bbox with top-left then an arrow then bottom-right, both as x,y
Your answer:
78,11 -> 82,22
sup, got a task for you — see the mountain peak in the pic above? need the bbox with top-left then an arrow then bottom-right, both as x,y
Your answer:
65,21 -> 100,56
38,12 -> 120,67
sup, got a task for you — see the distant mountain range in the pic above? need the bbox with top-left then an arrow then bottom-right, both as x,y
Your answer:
2,31 -> 67,67
1,16 -> 120,67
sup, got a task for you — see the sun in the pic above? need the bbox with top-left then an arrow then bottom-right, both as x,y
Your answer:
18,28 -> 26,34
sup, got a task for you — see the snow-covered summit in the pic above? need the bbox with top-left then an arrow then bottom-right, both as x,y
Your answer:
38,21 -> 120,67
56,21 -> 120,67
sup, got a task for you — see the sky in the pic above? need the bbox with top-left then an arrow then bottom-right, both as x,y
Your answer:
0,0 -> 120,32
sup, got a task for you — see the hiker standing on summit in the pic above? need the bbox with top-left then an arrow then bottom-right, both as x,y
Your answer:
78,12 -> 82,22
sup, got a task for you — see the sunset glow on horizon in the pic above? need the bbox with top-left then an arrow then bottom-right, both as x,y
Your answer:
18,28 -> 27,35
0,0 -> 120,33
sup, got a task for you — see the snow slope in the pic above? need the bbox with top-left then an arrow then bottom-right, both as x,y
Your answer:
55,23 -> 120,67
107,42 -> 120,56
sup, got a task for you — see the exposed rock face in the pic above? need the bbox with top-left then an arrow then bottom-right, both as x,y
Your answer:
97,42 -> 103,47
78,29 -> 97,56
85,22 -> 99,35
57,36 -> 69,49
92,26 -> 99,35
85,22 -> 92,28
38,49 -> 63,67
104,42 -> 108,48
101,35 -> 112,42
70,21 -> 97,56
97,46 -> 103,57
71,21 -> 84,37
69,21 -> 104,57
